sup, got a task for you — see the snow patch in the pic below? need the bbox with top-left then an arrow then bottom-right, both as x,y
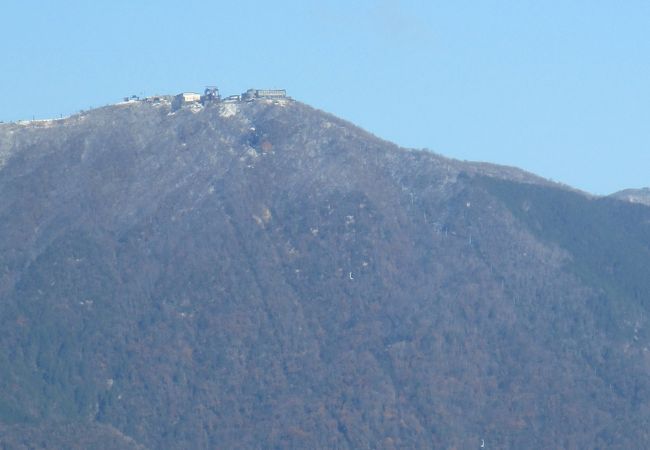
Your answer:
220,103 -> 238,118
259,98 -> 290,107
12,117 -> 67,128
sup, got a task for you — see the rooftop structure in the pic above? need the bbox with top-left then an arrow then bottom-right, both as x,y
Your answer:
242,89 -> 288,101
144,95 -> 165,104
223,94 -> 242,103
202,86 -> 220,104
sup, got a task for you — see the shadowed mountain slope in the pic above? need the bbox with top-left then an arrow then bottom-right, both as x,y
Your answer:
1,98 -> 650,449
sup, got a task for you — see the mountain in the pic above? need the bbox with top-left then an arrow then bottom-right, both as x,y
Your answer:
610,187 -> 650,206
1,96 -> 650,449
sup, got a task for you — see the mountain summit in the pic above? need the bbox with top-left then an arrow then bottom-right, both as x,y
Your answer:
1,96 -> 650,449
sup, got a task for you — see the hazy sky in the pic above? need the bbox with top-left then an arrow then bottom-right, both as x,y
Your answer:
2,1 -> 649,194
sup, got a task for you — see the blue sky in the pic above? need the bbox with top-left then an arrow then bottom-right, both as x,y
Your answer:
2,1 -> 648,195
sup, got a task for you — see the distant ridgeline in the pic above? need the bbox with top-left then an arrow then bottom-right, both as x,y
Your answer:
122,86 -> 290,111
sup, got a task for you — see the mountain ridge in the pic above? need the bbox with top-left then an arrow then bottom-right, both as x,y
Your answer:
0,98 -> 580,194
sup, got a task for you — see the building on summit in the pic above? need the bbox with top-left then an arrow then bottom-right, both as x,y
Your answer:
202,86 -> 220,104
241,89 -> 287,101
168,86 -> 289,110
172,92 -> 202,110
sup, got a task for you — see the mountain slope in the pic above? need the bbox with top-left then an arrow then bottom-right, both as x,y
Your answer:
1,98 -> 650,449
